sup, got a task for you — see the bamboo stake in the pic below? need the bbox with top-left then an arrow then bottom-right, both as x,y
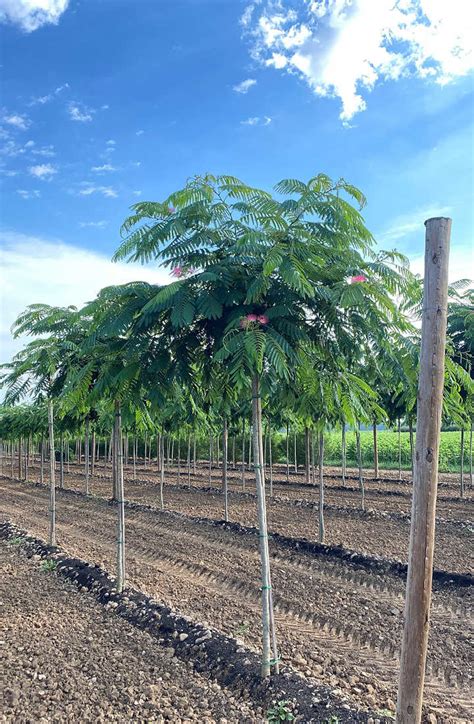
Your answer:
396,216 -> 451,723
115,400 -> 126,593
319,431 -> 325,543
222,417 -> 229,522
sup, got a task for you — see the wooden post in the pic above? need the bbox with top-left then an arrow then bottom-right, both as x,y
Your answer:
396,217 -> 451,723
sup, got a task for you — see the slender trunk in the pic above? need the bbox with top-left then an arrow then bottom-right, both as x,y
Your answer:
248,427 -> 252,472
48,399 -> 56,547
66,437 -> 70,473
286,421 -> 290,484
40,436 -> 44,485
91,430 -> 96,477
177,435 -> 181,480
398,418 -> 402,482
373,421 -> 379,479
356,422 -> 365,511
341,423 -> 346,487
304,426 -> 311,484
193,434 -> 197,475
133,436 -> 137,481
11,440 -> 14,479
251,375 -> 275,678
25,436 -> 29,481
18,437 -> 22,480
187,432 -> 191,485
208,436 -> 212,485
156,433 -> 160,472
59,434 -> 64,489
460,428 -> 465,498
222,417 -> 229,522
125,434 -> 129,466
241,417 -> 246,490
268,422 -> 273,497
311,430 -> 316,487
319,431 -> 325,544
232,435 -> 236,469
293,430 -> 297,474
85,417 -> 90,494
114,400 -> 126,593
469,423 -> 473,488
112,425 -> 117,500
160,431 -> 165,510
409,419 -> 415,479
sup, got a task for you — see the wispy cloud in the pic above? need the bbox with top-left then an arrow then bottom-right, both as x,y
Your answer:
16,189 -> 41,199
91,163 -> 117,173
242,0 -> 474,122
132,190 -> 142,197
3,113 -> 31,130
78,185 -> 118,198
241,115 -> 272,126
136,129 -> 144,136
0,0 -> 70,33
378,205 -> 453,244
29,163 -> 57,180
79,220 -> 108,228
28,82 -> 69,106
233,78 -> 257,94
68,102 -> 94,122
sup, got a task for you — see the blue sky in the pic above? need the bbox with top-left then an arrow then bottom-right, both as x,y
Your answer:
0,0 -> 473,361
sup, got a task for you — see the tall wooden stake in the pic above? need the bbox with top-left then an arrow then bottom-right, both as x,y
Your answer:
396,217 -> 451,723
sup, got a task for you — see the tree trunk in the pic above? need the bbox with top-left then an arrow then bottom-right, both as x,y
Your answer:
222,418 -> 229,522
373,421 -> 379,479
177,435 -> 181,480
48,399 -> 56,546
40,436 -> 44,485
304,426 -> 311,484
356,422 -> 365,511
160,432 -> 165,510
460,428 -> 465,498
232,435 -> 236,469
396,215 -> 451,724
208,436 -> 212,485
286,421 -> 290,484
469,423 -> 473,489
114,400 -> 126,593
18,437 -> 22,480
398,418 -> 402,482
66,436 -> 70,473
187,432 -> 191,485
241,417 -> 246,490
409,419 -> 415,479
341,423 -> 346,486
85,417 -> 90,494
25,436 -> 29,481
319,431 -> 325,543
133,436 -> 137,481
112,425 -> 117,500
193,434 -> 197,475
59,434 -> 64,489
293,430 -> 297,474
251,375 -> 278,677
91,430 -> 96,477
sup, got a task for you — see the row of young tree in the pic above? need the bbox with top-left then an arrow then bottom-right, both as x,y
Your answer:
1,173 -> 473,677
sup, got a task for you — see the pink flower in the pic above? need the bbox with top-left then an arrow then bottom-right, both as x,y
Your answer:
240,318 -> 250,329
168,206 -> 175,214
351,275 -> 367,284
246,314 -> 258,322
257,314 -> 269,325
171,266 -> 184,278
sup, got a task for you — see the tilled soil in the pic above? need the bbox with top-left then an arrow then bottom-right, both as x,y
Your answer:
17,463 -> 473,573
1,477 -> 472,722
0,539 -> 262,723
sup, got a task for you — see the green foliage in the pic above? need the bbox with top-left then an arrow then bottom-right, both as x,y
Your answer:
40,559 -> 57,573
266,700 -> 295,723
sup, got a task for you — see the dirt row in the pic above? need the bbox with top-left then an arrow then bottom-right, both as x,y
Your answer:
1,478 -> 472,722
9,463 -> 473,573
0,539 -> 262,722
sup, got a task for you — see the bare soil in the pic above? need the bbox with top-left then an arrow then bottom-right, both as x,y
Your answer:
1,476 -> 472,722
0,538 -> 261,722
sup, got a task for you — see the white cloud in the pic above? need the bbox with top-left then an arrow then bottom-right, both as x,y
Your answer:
106,139 -> 116,145
29,163 -> 57,180
132,190 -> 142,197
136,129 -> 144,136
131,161 -> 141,167
68,102 -> 94,122
78,185 -> 118,198
241,115 -> 272,126
0,0 -> 69,32
79,220 -> 108,228
24,140 -> 35,148
29,82 -> 69,106
91,163 -> 116,173
243,0 -> 474,121
32,144 -> 55,157
233,78 -> 257,93
16,189 -> 40,199
0,231 -> 170,364
3,113 -> 30,130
